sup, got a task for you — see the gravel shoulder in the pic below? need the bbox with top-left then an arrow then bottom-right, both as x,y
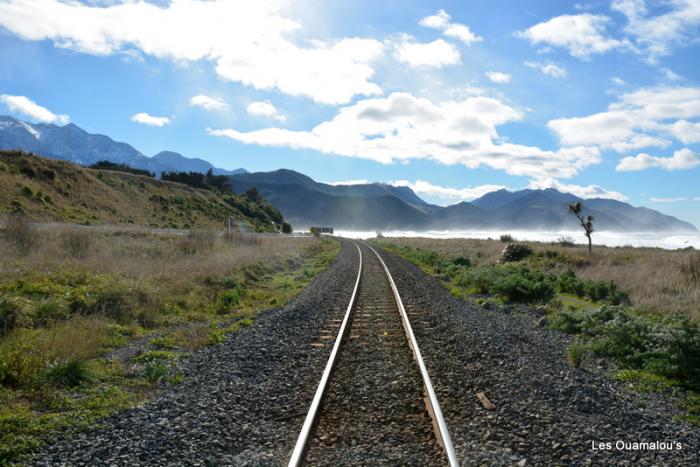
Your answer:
376,246 -> 700,466
33,239 -> 359,466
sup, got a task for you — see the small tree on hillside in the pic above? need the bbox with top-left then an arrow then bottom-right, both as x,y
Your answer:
568,202 -> 594,255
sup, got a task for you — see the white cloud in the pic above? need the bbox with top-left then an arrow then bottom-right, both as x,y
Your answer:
661,67 -> 682,81
130,112 -> 170,127
651,197 -> 687,203
209,92 -> 601,179
246,101 -> 286,122
0,0 -> 384,105
616,148 -> 700,171
612,0 -> 700,62
394,38 -> 460,68
419,9 -> 482,45
390,179 -> 507,202
517,14 -> 629,59
611,76 -> 626,85
528,179 -> 629,201
549,86 -> 700,152
0,94 -> 69,124
189,94 -> 228,111
324,179 -> 370,186
524,61 -> 568,78
695,197 -> 700,201
485,71 -> 512,84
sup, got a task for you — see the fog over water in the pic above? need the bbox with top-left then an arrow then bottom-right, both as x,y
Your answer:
337,230 -> 700,250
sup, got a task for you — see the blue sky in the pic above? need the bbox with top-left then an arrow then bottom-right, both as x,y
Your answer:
0,0 -> 699,227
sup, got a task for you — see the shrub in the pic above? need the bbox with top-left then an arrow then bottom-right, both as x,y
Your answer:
568,338 -> 588,368
42,358 -> 91,387
499,234 -> 514,243
3,212 -> 38,255
217,287 -> 246,313
62,230 -> 92,259
452,256 -> 471,267
500,242 -> 533,262
491,269 -> 556,303
282,222 -> 293,234
558,236 -> 575,247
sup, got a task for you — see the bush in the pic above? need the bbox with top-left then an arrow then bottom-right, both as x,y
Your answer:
3,213 -> 38,255
568,338 -> 588,368
282,222 -> 293,234
558,236 -> 575,247
499,234 -> 514,243
458,265 -> 555,303
42,358 -> 91,387
551,306 -> 700,390
500,242 -> 533,262
556,269 -> 628,305
452,256 -> 471,267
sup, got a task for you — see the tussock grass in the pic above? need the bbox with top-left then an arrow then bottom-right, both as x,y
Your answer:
376,236 -> 700,322
0,224 -> 337,463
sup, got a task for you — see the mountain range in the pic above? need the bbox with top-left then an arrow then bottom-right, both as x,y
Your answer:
0,115 -> 695,233
227,170 -> 697,232
0,116 -> 246,176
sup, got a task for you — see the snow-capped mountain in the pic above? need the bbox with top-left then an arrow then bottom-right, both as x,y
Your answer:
0,116 -> 246,176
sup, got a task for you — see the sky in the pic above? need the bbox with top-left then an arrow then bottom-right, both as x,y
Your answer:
0,0 -> 699,227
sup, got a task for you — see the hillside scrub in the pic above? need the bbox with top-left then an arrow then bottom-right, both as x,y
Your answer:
0,224 -> 339,463
374,236 -> 700,322
0,151 -> 283,231
374,238 -> 700,423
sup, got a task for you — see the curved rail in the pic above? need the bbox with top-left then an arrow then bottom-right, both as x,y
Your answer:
362,241 -> 459,467
288,242 -> 363,467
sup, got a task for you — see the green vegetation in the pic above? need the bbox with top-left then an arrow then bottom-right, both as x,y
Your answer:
0,225 -> 339,464
90,160 -> 154,178
374,239 -> 700,424
0,150 -> 284,231
161,168 -> 228,191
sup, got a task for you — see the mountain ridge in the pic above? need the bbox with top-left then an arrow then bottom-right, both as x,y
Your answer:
228,169 -> 697,232
0,115 -> 246,177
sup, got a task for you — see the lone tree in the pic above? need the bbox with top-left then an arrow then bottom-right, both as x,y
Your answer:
568,202 -> 594,255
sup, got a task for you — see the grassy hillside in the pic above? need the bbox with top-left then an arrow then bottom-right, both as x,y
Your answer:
0,150 -> 280,231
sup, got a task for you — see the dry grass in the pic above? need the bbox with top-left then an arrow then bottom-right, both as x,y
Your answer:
380,236 -> 700,321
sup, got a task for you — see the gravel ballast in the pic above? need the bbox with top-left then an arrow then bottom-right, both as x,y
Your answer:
375,246 -> 700,466
34,239 -> 360,466
33,238 -> 699,466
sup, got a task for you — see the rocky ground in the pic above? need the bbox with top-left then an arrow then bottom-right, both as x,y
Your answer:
33,240 -> 360,466
376,247 -> 700,466
32,239 -> 699,466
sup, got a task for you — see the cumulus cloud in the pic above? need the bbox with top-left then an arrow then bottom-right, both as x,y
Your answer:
616,148 -> 700,171
0,94 -> 69,124
246,101 -> 286,121
390,180 -> 507,203
189,94 -> 228,111
651,197 -> 687,203
324,179 -> 370,186
528,179 -> 629,201
419,9 -> 482,45
549,86 -> 700,152
130,112 -> 170,127
209,92 -> 601,179
485,71 -> 512,84
524,61 -> 568,78
611,76 -> 626,85
0,0 -> 384,105
517,14 -> 629,59
394,38 -> 460,68
612,0 -> 700,62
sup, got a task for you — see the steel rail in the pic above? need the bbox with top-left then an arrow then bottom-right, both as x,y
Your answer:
362,241 -> 459,467
288,242 -> 363,467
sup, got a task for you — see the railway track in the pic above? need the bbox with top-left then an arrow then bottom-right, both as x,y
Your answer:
289,240 -> 458,466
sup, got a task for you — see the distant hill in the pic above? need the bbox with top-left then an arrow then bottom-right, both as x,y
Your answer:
228,170 -> 697,232
0,151 -> 280,231
0,116 -> 246,176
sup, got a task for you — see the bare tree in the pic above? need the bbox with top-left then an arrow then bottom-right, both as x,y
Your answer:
568,202 -> 594,255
